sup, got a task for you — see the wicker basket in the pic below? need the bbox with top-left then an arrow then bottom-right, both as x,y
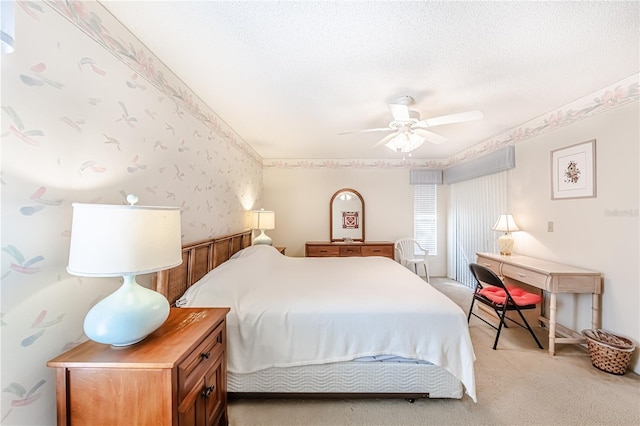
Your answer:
582,329 -> 636,375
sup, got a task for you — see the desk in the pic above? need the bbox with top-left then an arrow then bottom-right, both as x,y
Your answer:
476,253 -> 602,355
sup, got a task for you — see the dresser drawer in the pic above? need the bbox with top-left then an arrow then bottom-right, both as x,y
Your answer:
476,256 -> 501,276
502,264 -> 548,289
339,245 -> 362,256
307,245 -> 340,257
203,354 -> 225,425
178,322 -> 224,403
361,245 -> 393,258
179,352 -> 225,426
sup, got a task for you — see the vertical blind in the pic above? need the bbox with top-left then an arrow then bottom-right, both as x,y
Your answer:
447,171 -> 507,288
413,184 -> 437,255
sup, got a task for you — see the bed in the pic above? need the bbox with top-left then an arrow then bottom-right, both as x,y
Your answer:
154,231 -> 476,402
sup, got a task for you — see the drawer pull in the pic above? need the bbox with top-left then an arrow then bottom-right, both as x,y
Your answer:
483,263 -> 492,267
320,250 -> 328,253
201,384 -> 215,399
517,273 -> 526,277
200,351 -> 211,360
372,250 -> 381,253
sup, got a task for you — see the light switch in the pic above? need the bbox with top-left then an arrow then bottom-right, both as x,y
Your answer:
547,221 -> 554,232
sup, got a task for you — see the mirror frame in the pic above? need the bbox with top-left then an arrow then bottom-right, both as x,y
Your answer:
330,188 -> 365,242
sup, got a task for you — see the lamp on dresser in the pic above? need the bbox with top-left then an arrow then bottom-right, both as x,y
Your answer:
249,208 -> 275,245
66,194 -> 182,346
492,213 -> 520,256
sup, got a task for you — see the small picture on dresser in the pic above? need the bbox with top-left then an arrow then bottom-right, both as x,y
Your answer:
342,211 -> 359,229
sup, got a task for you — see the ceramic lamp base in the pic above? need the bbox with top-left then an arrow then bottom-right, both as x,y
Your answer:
497,233 -> 515,256
83,274 -> 169,346
252,229 -> 272,245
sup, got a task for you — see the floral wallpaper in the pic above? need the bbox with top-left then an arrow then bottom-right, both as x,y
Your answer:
1,1 -> 262,424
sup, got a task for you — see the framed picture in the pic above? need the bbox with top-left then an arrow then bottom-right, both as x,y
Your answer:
551,139 -> 596,200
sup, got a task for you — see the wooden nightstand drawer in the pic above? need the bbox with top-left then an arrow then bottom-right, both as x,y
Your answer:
178,322 -> 225,403
179,352 -> 225,425
361,245 -> 393,258
339,245 -> 362,256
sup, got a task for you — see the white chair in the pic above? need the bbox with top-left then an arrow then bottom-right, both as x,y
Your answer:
394,238 -> 430,283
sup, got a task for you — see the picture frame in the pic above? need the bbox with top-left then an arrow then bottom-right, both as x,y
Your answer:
550,139 -> 596,200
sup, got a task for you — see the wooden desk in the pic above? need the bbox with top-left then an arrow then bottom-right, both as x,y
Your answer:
476,253 -> 602,355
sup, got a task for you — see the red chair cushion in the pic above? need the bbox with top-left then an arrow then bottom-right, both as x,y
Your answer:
478,285 -> 542,306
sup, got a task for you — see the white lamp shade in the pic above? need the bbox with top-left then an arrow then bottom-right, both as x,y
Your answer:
492,214 -> 520,233
249,210 -> 275,230
67,203 -> 183,276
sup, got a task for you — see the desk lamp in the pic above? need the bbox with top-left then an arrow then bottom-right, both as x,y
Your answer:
492,213 -> 520,256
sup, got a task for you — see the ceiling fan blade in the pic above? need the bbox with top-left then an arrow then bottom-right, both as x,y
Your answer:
414,110 -> 483,128
371,132 -> 400,150
338,127 -> 394,135
388,103 -> 410,121
413,128 -> 448,145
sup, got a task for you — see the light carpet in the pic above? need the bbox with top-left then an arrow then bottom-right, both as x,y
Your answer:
228,277 -> 640,425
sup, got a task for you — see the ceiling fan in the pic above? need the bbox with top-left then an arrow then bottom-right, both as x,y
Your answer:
339,96 -> 483,153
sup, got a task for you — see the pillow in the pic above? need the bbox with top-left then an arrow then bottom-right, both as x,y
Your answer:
229,244 -> 279,260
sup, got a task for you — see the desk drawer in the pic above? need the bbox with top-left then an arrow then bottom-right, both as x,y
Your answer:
476,256 -> 501,276
502,264 -> 547,289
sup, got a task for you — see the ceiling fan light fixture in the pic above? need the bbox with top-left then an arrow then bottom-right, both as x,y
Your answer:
384,131 -> 425,153
384,132 -> 407,152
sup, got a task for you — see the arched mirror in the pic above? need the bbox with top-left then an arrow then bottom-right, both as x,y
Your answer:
330,188 -> 365,242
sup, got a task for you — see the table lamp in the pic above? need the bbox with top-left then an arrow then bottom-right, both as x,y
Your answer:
249,209 -> 275,245
492,213 -> 520,256
67,195 -> 182,346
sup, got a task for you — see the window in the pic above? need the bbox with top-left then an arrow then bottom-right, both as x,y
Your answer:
413,184 -> 437,256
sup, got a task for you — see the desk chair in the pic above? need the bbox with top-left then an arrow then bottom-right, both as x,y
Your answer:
468,263 -> 543,350
394,238 -> 430,283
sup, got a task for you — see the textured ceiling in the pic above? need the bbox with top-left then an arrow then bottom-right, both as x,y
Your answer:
101,1 -> 639,160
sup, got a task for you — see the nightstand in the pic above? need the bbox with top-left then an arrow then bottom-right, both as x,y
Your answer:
275,246 -> 286,255
48,307 -> 229,426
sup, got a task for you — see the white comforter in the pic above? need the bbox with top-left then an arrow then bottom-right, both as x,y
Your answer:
178,245 -> 476,401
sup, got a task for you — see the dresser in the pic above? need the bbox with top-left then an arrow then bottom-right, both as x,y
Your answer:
476,253 -> 602,356
305,241 -> 394,259
48,308 -> 229,426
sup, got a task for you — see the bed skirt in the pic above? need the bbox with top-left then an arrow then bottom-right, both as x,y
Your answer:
228,361 -> 463,399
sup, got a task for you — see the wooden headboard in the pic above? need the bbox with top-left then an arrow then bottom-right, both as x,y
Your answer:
153,230 -> 252,306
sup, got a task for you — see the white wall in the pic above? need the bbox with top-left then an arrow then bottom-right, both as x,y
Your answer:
263,167 -> 449,276
509,101 -> 639,371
